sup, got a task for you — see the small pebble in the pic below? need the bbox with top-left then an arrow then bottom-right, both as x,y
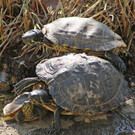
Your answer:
131,82 -> 135,87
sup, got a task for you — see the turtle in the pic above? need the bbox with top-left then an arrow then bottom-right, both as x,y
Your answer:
22,17 -> 128,72
12,53 -> 128,134
3,91 -> 46,123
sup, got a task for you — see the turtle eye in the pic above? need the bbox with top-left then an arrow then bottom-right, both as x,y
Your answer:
29,93 -> 41,104
34,31 -> 44,42
29,89 -> 49,104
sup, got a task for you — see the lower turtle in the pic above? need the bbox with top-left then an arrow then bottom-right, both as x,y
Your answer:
12,53 -> 128,133
3,91 -> 46,123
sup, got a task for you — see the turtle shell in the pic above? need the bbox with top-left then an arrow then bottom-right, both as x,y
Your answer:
3,92 -> 29,116
36,53 -> 127,115
42,17 -> 126,51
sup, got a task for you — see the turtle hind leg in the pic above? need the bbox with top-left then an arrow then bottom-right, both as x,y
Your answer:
15,110 -> 24,124
48,107 -> 61,135
105,51 -> 126,72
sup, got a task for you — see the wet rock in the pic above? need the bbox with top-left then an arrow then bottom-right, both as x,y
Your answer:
0,71 -> 10,91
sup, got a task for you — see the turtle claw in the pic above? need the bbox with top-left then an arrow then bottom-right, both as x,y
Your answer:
118,62 -> 126,73
105,52 -> 126,72
47,125 -> 60,135
47,108 -> 60,135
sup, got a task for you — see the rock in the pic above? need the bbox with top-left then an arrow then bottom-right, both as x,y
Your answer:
0,71 -> 10,91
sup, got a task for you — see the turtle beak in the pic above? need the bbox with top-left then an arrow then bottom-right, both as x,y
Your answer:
22,29 -> 43,44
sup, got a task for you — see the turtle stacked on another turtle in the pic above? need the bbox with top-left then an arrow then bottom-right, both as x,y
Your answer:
22,17 -> 128,72
4,53 -> 129,134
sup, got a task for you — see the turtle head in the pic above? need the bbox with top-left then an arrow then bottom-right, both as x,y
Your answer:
22,29 -> 44,46
29,89 -> 50,105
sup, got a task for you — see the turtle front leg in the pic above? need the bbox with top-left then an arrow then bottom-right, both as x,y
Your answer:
48,107 -> 61,135
13,77 -> 45,95
105,52 -> 126,72
34,106 -> 47,121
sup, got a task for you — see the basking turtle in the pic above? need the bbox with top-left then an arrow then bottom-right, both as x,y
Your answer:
22,17 -> 128,72
3,91 -> 45,123
13,53 -> 128,133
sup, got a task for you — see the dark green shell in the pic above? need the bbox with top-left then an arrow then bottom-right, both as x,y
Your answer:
43,17 -> 126,51
3,92 -> 29,115
36,53 -> 127,115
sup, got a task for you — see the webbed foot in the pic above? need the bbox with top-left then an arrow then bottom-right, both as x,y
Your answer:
105,52 -> 126,72
48,108 -> 60,135
48,123 -> 60,135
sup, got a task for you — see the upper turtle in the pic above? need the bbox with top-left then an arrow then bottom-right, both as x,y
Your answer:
22,17 -> 127,72
22,17 -> 126,51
